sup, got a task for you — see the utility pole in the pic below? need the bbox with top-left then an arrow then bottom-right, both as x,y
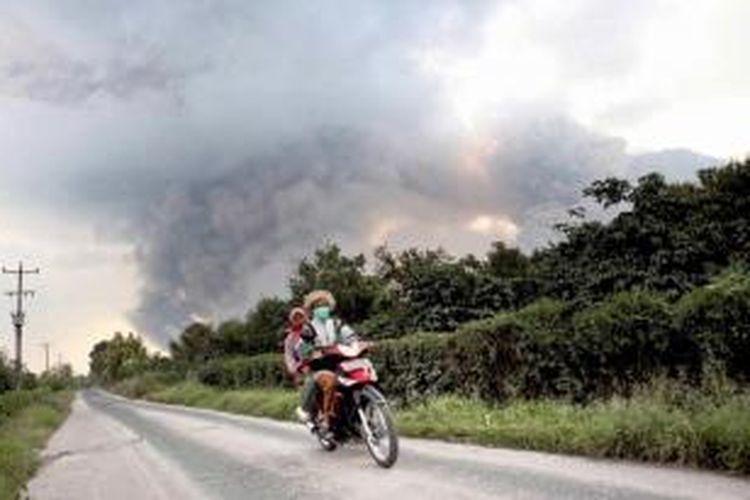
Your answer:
3,262 -> 39,388
40,342 -> 50,372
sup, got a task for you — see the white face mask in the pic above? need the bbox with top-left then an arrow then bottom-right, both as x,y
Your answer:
313,306 -> 332,321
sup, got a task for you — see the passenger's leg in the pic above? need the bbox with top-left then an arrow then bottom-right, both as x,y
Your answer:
296,374 -> 317,423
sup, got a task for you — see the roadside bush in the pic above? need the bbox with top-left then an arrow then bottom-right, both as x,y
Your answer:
111,370 -> 182,399
510,299 -> 577,398
38,364 -> 75,391
447,314 -> 520,401
371,333 -> 454,403
154,274 -> 750,405
0,390 -> 37,427
223,354 -> 291,388
571,291 -> 678,398
675,270 -> 750,382
355,311 -> 410,340
196,353 -> 291,389
372,299 -> 570,403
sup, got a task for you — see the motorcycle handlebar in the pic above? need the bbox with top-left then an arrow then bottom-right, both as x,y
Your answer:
310,340 -> 374,359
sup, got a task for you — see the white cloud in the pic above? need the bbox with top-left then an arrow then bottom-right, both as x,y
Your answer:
468,215 -> 519,242
412,0 -> 748,158
566,0 -> 750,157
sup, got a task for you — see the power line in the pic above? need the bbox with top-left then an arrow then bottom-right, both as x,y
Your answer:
3,262 -> 40,388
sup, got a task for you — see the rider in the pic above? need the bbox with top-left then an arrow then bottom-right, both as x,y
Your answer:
294,289 -> 358,430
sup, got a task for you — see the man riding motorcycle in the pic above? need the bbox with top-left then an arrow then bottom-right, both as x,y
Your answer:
293,290 -> 357,436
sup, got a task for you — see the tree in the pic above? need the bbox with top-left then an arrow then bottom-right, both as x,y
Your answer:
533,159 -> 750,304
289,243 -> 383,324
215,319 -> 247,356
375,246 -> 511,332
169,322 -> 218,365
244,297 -> 288,355
89,332 -> 149,382
485,241 -> 530,279
89,340 -> 109,381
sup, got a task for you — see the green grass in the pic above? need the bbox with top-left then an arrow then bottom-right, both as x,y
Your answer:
397,393 -> 750,473
113,378 -> 750,475
0,390 -> 73,500
142,382 -> 298,421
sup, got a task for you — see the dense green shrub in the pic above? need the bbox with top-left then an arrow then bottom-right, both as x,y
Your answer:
185,285 -> 748,403
371,333 -> 455,403
196,353 -> 291,389
158,272 -> 750,405
111,370 -> 182,399
191,333 -> 457,403
355,311 -> 411,340
509,299 -> 578,398
675,270 -> 750,382
446,314 -> 521,401
373,300 -> 570,402
38,364 -> 76,391
571,291 -> 678,398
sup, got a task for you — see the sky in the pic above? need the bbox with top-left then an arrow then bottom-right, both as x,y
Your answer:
0,0 -> 747,373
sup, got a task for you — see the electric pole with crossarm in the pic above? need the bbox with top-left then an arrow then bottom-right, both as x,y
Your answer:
3,262 -> 39,388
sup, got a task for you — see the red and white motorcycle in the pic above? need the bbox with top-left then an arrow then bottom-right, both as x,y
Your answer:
304,341 -> 399,468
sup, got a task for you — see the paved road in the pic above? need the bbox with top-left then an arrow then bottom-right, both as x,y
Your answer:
27,390 -> 749,500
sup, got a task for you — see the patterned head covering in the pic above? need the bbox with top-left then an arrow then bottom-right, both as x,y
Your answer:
288,307 -> 308,323
303,289 -> 336,311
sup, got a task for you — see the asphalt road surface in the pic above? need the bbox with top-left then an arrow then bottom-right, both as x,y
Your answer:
27,390 -> 749,500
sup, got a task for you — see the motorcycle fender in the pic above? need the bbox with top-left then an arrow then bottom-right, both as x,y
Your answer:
358,384 -> 388,405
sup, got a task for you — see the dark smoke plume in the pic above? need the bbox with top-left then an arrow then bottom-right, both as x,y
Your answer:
0,1 -> 717,343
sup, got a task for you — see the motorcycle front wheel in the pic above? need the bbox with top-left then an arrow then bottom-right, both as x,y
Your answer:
359,387 -> 399,468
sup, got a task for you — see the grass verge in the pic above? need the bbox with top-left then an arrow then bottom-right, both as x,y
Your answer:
397,393 -> 750,474
111,378 -> 750,475
147,382 -> 298,420
0,390 -> 73,500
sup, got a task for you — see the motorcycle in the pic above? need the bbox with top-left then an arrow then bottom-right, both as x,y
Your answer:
303,341 -> 399,468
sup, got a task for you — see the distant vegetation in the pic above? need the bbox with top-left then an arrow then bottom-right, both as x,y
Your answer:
0,353 -> 77,394
93,158 -> 750,472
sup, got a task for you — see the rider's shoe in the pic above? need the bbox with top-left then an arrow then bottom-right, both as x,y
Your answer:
295,406 -> 312,423
318,420 -> 335,441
